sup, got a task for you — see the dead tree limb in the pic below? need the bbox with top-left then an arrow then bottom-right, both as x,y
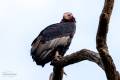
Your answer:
50,49 -> 104,80
96,0 -> 120,80
51,49 -> 104,69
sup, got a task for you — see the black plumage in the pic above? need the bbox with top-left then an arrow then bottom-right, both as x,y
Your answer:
31,12 -> 76,67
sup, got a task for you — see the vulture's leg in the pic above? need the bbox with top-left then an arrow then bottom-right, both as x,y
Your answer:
54,51 -> 63,61
50,51 -> 63,65
51,51 -> 67,76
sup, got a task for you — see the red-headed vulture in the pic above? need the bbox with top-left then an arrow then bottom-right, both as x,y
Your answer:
31,12 -> 76,67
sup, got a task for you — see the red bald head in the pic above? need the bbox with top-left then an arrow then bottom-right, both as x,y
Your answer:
61,12 -> 76,23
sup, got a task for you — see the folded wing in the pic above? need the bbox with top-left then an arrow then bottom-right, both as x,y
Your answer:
31,22 -> 76,66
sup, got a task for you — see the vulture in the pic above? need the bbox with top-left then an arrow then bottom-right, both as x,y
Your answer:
31,12 -> 76,67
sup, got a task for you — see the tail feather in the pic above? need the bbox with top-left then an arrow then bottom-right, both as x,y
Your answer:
31,48 -> 54,67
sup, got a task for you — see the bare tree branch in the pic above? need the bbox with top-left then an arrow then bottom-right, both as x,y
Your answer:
50,49 -> 104,80
49,68 -> 64,80
51,49 -> 104,70
96,0 -> 120,80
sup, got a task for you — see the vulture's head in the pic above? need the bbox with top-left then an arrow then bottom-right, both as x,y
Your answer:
61,12 -> 76,23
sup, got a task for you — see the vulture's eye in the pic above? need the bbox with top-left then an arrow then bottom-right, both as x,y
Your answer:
68,14 -> 71,16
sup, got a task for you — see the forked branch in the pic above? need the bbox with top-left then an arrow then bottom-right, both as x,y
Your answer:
49,0 -> 120,80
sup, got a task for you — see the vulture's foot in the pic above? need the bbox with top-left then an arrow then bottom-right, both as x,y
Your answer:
50,51 -> 64,67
